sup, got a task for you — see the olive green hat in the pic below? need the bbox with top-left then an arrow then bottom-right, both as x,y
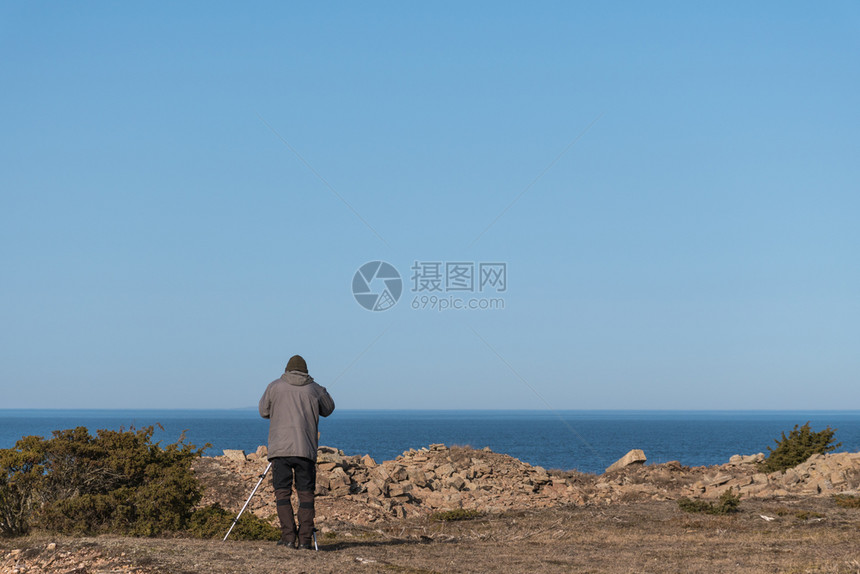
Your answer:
286,355 -> 308,374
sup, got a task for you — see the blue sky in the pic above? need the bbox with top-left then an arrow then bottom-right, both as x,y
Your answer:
1,2 -> 858,409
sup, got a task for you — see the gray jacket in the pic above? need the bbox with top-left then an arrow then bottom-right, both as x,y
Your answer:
259,371 -> 335,461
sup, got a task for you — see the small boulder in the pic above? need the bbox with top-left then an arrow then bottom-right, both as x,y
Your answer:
407,469 -> 429,488
447,475 -> 467,491
710,474 -> 732,487
223,449 -> 247,462
605,449 -> 647,473
389,483 -> 413,497
389,464 -> 408,481
730,453 -> 764,465
434,463 -> 456,478
317,446 -> 345,463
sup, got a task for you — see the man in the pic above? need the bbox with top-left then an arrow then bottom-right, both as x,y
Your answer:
259,355 -> 335,549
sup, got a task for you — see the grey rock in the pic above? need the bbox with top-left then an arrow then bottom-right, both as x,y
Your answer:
223,449 -> 247,462
605,449 -> 647,473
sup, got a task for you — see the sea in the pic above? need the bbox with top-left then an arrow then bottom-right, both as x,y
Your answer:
1,410 -> 859,475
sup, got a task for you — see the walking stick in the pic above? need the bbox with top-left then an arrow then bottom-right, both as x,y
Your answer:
223,461 -> 272,541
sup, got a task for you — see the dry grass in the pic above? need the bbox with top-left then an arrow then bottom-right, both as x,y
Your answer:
3,497 -> 860,573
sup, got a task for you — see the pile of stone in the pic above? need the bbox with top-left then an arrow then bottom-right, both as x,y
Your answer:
317,443 -> 589,517
689,451 -> 860,499
195,444 -> 860,528
198,443 -> 591,525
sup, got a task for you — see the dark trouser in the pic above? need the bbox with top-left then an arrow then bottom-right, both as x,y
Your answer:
271,457 -> 316,546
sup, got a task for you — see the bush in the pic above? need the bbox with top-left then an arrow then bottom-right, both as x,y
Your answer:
759,422 -> 841,473
0,426 -> 206,537
678,488 -> 741,515
188,504 -> 281,541
430,508 -> 483,521
833,495 -> 860,509
0,436 -> 48,536
677,498 -> 713,514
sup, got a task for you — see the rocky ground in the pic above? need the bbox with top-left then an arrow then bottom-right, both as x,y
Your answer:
3,445 -> 860,573
196,443 -> 860,529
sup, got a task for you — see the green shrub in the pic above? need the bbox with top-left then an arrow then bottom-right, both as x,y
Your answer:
0,426 -> 206,537
759,422 -> 841,473
430,508 -> 483,521
188,504 -> 281,541
833,495 -> 860,509
677,498 -> 713,514
0,436 -> 48,536
716,488 -> 742,514
678,488 -> 741,515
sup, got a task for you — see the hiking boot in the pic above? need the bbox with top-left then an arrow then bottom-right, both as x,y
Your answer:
298,543 -> 312,550
277,539 -> 296,549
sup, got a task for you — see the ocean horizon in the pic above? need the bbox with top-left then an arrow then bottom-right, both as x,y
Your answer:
2,409 -> 859,475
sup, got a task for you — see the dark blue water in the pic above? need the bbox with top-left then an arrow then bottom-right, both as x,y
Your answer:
1,409 -> 859,475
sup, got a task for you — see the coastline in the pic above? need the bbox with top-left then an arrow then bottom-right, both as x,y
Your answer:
3,409 -> 860,475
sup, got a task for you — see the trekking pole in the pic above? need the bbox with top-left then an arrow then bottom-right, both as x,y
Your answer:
223,461 -> 272,541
